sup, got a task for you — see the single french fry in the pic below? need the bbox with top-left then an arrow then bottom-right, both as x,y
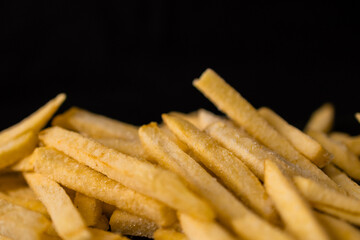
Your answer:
315,211 -> 360,240
24,173 -> 92,240
109,209 -> 158,238
139,122 -> 292,240
7,154 -> 34,172
330,132 -> 360,156
356,113 -> 360,123
294,176 -> 360,214
88,228 -> 129,240
0,93 -> 65,145
304,103 -> 334,133
32,147 -> 175,227
93,215 -> 109,231
153,229 -> 188,240
314,204 -> 360,226
0,131 -> 37,169
259,107 -> 332,167
74,192 -> 102,227
308,130 -> 360,180
323,164 -> 360,200
52,107 -> 138,141
179,213 -> 237,240
193,68 -> 339,190
39,127 -> 214,221
264,160 -> 330,240
162,114 -> 278,222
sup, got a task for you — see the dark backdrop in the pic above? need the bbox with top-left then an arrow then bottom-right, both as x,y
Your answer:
1,1 -> 360,134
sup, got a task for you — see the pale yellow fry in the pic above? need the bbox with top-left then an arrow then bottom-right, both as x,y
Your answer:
259,107 -> 332,167
323,164 -> 360,200
153,229 -> 188,240
193,68 -> 339,190
169,110 -> 202,129
7,154 -> 34,172
308,130 -> 360,180
179,213 -> 237,240
197,108 -> 227,130
163,114 -> 277,222
95,138 -> 149,160
0,131 -> 37,169
305,103 -> 335,133
356,113 -> 360,124
0,220 -> 41,240
32,147 -> 175,227
139,122 -> 292,240
74,192 -> 102,227
315,211 -> 360,240
93,214 -> 109,231
88,228 -> 129,240
39,127 -> 214,221
314,204 -> 360,226
294,176 -> 360,214
330,132 -> 360,156
24,173 -> 92,240
52,107 -> 138,141
0,93 -> 65,145
265,160 -> 330,240
110,209 -> 158,238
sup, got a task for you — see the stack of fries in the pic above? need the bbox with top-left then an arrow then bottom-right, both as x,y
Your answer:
1,69 -> 360,240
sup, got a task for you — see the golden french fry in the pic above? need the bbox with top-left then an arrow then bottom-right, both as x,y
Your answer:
356,113 -> 360,123
102,202 -> 116,219
330,132 -> 360,156
24,173 -> 92,240
315,211 -> 360,240
193,68 -> 339,190
314,204 -> 360,226
139,122 -> 292,240
304,103 -> 334,133
179,213 -> 237,240
323,164 -> 360,200
74,192 -> 102,227
52,107 -> 138,141
109,209 -> 158,238
32,147 -> 175,227
197,108 -> 227,130
7,154 -> 34,172
39,127 -> 214,221
294,176 -> 360,214
168,110 -> 202,129
159,124 -> 188,152
153,229 -> 188,240
0,131 -> 37,169
88,228 -> 129,240
93,215 -> 109,231
308,130 -> 360,180
258,107 -> 332,167
0,220 -> 42,240
162,114 -> 277,221
264,160 -> 330,240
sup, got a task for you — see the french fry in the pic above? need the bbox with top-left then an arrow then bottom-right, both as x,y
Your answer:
169,111 -> 202,129
264,160 -> 330,240
0,234 -> 13,240
193,68 -> 339,190
102,202 -> 116,219
314,204 -> 360,226
52,107 -> 138,141
198,108 -> 227,130
356,113 -> 360,124
162,114 -> 278,222
0,131 -> 37,169
0,93 -> 65,145
308,130 -> 360,180
88,228 -> 129,240
93,215 -> 109,231
109,209 -> 158,238
330,132 -> 360,156
39,127 -> 214,221
0,220 -> 42,240
293,176 -> 360,214
139,122 -> 292,240
32,147 -> 175,227
179,213 -> 237,240
258,107 -> 332,167
315,211 -> 360,240
153,229 -> 188,240
304,103 -> 334,133
24,173 -> 92,240
323,164 -> 360,200
74,192 -> 102,227
7,154 -> 34,172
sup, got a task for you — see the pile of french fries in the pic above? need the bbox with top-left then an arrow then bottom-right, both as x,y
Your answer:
1,69 -> 360,240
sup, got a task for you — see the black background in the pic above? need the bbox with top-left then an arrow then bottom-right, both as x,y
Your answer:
1,1 -> 360,134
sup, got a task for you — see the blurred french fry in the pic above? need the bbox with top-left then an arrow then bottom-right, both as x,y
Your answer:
0,93 -> 65,145
39,127 -> 214,221
330,132 -> 360,156
197,108 -> 228,130
24,173 -> 92,240
193,68 -> 339,190
259,107 -> 332,167
0,221 -> 41,240
305,103 -> 335,133
264,160 -> 330,240
109,209 -> 158,238
74,192 -> 102,227
139,122 -> 292,240
0,131 -> 37,169
102,202 -> 116,219
88,228 -> 129,240
356,113 -> 360,123
32,147 -> 175,227
169,111 -> 202,129
294,176 -> 360,214
7,154 -> 34,172
0,234 -> 13,240
163,114 -> 278,222
153,229 -> 188,240
314,204 -> 360,226
179,213 -> 237,240
308,130 -> 360,180
93,215 -> 109,231
315,211 -> 360,240
323,164 -> 360,200
52,107 -> 138,141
